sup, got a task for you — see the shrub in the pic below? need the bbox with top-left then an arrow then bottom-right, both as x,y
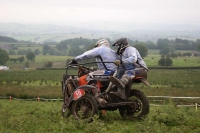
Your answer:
44,61 -> 53,67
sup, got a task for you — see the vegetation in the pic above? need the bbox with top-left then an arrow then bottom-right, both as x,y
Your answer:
26,52 -> 35,62
1,68 -> 200,100
1,35 -> 200,58
0,48 -> 9,65
134,43 -> 148,58
44,61 -> 53,67
0,35 -> 18,42
158,55 -> 173,66
0,100 -> 199,133
0,35 -> 200,132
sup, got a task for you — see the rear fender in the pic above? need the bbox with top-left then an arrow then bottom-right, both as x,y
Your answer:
141,79 -> 150,86
67,85 -> 97,108
133,77 -> 150,86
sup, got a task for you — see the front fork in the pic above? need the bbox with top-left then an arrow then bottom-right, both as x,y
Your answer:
105,71 -> 118,93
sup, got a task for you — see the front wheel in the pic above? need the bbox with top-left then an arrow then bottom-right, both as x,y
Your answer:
119,89 -> 149,119
62,104 -> 72,118
72,93 -> 99,120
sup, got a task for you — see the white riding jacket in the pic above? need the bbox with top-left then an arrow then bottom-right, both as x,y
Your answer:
120,46 -> 148,70
75,45 -> 119,71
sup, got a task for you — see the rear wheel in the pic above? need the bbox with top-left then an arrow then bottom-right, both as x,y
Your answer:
119,89 -> 149,119
72,93 -> 99,120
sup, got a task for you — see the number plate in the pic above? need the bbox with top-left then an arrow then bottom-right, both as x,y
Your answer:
73,89 -> 85,100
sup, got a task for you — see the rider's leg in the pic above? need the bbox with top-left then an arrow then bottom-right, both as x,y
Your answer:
110,71 -> 134,100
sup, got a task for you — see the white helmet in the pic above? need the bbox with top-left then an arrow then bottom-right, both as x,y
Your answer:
95,39 -> 109,47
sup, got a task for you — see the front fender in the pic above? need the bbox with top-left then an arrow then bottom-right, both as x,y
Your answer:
67,85 -> 97,108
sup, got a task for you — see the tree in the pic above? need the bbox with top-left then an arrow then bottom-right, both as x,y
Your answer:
42,44 -> 51,55
17,49 -> 26,55
68,45 -> 85,56
134,43 -> 148,58
34,49 -> 40,55
0,48 -> 9,65
44,61 -> 53,67
159,46 -> 171,55
86,44 -> 95,51
157,38 -> 170,50
9,50 -> 16,55
158,55 -> 173,67
18,56 -> 25,63
145,41 -> 156,49
165,56 -> 173,66
26,52 -> 35,62
48,48 -> 56,55
196,39 -> 200,52
159,46 -> 175,55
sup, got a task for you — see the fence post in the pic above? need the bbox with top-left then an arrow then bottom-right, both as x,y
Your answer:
37,97 -> 40,102
10,96 -> 12,102
196,103 -> 198,111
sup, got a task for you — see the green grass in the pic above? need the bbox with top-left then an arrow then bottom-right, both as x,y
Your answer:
17,45 -> 44,51
4,43 -> 199,68
1,69 -> 200,100
6,53 -> 200,70
145,49 -> 200,67
7,55 -> 74,69
144,56 -> 200,67
0,100 -> 199,133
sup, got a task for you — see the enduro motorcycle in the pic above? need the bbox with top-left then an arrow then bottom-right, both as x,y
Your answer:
61,61 -> 150,120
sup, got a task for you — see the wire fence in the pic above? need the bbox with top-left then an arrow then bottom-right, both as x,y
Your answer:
0,96 -> 63,101
0,95 -> 199,109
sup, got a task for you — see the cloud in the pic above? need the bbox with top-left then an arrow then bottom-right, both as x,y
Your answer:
0,0 -> 200,26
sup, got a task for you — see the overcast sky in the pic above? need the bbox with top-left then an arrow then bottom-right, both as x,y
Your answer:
1,0 -> 200,28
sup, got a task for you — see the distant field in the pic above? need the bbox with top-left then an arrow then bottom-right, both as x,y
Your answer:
2,42 -> 199,68
145,55 -> 200,67
8,55 -> 74,68
10,33 -> 114,43
7,54 -> 200,69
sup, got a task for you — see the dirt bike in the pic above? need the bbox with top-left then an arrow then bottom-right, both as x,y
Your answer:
61,61 -> 150,120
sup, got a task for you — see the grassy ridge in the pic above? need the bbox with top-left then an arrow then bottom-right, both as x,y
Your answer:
1,69 -> 200,99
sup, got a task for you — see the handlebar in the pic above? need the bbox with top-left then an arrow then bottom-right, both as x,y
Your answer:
66,61 -> 115,75
68,61 -> 114,67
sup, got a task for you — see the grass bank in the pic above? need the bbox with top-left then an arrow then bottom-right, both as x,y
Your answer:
0,100 -> 199,133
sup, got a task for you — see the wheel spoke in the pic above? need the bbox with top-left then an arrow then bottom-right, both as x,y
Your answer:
119,89 -> 149,119
72,94 -> 98,119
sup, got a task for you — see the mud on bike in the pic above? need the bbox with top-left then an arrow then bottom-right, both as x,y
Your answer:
61,61 -> 150,120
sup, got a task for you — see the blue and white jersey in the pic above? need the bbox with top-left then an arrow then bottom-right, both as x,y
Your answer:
75,45 -> 119,71
89,70 -> 114,79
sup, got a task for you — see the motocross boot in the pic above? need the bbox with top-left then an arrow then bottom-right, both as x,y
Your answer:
95,93 -> 107,106
110,87 -> 126,100
110,76 -> 132,100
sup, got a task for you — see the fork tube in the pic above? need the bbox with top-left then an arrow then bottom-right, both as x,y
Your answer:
105,71 -> 117,93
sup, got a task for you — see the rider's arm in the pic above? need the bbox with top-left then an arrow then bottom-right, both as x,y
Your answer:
75,47 -> 101,61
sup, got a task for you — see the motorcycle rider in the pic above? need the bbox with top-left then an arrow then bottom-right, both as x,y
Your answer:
110,37 -> 148,100
69,39 -> 119,71
69,39 -> 119,105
